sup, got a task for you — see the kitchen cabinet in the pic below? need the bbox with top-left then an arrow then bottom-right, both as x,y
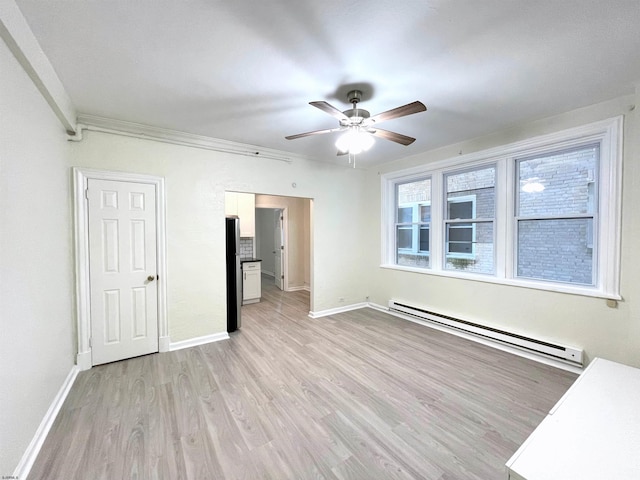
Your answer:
225,192 -> 255,237
505,357 -> 640,479
242,260 -> 261,304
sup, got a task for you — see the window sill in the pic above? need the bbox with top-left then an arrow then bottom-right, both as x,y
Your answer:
379,264 -> 621,300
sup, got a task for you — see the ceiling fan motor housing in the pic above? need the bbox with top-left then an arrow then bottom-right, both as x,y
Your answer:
340,90 -> 370,125
347,90 -> 363,104
341,108 -> 370,126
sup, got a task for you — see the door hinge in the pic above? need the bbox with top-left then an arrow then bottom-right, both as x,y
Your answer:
281,245 -> 284,250
85,188 -> 89,199
88,337 -> 92,348
280,216 -> 283,221
281,275 -> 284,279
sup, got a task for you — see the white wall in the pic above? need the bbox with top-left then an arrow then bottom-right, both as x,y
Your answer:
303,200 -> 311,288
365,93 -> 640,368
70,132 -> 368,340
0,38 -> 75,473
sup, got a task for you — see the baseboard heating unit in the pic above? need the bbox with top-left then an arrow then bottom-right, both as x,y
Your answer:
388,300 -> 583,366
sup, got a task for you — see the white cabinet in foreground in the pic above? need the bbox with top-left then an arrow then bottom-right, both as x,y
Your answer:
242,261 -> 261,304
506,357 -> 640,480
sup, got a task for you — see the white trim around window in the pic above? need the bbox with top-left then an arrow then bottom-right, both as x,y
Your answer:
381,116 -> 623,299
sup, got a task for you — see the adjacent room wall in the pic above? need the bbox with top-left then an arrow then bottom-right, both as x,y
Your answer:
0,38 -> 75,473
255,208 -> 276,275
255,194 -> 311,291
365,93 -> 640,368
70,133 -> 369,340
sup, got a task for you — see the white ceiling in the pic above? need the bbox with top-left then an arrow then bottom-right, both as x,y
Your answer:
14,0 -> 640,167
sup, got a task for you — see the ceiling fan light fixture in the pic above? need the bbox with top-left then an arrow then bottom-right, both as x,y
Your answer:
335,129 -> 375,154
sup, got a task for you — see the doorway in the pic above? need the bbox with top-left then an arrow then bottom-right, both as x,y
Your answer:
255,208 -> 285,290
73,168 -> 169,370
254,195 -> 311,298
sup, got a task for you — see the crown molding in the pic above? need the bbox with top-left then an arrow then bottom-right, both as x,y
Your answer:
73,113 -> 302,163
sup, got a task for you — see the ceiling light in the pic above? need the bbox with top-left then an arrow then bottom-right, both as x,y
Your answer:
335,129 -> 375,155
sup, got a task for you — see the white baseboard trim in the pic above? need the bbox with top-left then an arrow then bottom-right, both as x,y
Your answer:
76,350 -> 92,371
287,285 -> 310,292
159,336 -> 171,352
13,365 -> 80,478
367,302 -> 389,313
169,332 -> 229,351
308,302 -> 369,319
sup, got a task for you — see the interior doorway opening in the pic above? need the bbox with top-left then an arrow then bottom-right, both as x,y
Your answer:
255,208 -> 284,290
254,195 -> 312,310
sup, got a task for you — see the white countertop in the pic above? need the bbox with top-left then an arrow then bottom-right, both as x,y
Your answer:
506,357 -> 640,479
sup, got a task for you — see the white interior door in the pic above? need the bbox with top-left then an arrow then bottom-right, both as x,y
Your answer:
88,179 -> 158,365
274,209 -> 284,290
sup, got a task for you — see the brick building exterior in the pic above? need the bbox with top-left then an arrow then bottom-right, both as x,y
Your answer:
396,144 -> 597,284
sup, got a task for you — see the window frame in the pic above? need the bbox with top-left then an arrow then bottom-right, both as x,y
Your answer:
394,177 -> 432,266
513,144 -> 600,286
380,116 -> 623,299
445,195 -> 477,260
395,201 -> 431,255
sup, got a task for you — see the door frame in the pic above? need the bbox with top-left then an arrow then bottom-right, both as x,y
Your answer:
73,167 -> 169,370
274,208 -> 285,290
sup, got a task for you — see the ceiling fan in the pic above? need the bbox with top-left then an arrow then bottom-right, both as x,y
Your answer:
285,90 -> 427,159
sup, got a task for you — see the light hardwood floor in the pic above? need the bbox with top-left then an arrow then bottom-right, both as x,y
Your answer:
28,275 -> 577,479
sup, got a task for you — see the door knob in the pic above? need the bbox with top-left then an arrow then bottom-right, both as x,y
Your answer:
147,275 -> 156,281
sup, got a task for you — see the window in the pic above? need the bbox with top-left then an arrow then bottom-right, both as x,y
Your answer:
447,197 -> 475,256
444,166 -> 496,274
382,117 -> 622,298
516,145 -> 598,285
395,178 -> 431,268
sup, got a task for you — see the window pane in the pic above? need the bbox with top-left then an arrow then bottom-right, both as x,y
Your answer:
518,145 -> 598,217
397,253 -> 431,268
398,178 -> 431,205
397,224 -> 430,268
446,166 -> 495,219
517,218 -> 593,284
420,205 -> 431,222
397,207 -> 412,223
397,227 -> 412,249
445,222 -> 494,274
396,178 -> 431,269
419,227 -> 429,252
449,201 -> 472,219
448,224 -> 472,243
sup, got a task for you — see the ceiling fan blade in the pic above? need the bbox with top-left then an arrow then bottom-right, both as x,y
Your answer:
368,101 -> 426,124
309,101 -> 350,122
370,128 -> 416,146
285,128 -> 342,140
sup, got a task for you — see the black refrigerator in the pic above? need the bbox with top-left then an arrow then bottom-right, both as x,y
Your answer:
225,216 -> 242,332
